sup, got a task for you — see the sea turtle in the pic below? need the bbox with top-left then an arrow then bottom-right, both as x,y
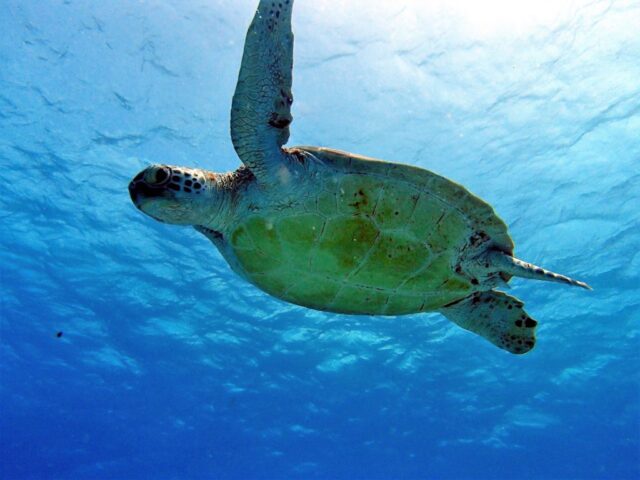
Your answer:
129,0 -> 590,354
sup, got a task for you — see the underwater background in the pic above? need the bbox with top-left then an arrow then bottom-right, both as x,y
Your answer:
1,0 -> 639,478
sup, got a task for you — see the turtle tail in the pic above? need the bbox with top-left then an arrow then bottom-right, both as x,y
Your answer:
488,251 -> 592,290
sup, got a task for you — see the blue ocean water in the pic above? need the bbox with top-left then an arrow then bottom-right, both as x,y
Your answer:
1,0 -> 639,478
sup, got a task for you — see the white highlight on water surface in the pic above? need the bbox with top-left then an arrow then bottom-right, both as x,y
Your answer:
305,0 -> 617,41
404,0 -> 574,36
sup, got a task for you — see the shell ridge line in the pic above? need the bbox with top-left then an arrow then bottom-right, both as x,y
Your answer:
307,217 -> 328,270
342,230 -> 383,282
345,169 -> 492,246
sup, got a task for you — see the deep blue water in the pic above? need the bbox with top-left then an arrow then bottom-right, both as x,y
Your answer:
1,1 -> 639,478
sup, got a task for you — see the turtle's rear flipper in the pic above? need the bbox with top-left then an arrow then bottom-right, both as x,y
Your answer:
439,290 -> 537,354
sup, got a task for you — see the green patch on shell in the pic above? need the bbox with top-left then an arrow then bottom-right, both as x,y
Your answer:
313,216 -> 379,275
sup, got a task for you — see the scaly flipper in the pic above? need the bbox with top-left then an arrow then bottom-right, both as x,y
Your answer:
231,0 -> 295,182
439,290 -> 537,354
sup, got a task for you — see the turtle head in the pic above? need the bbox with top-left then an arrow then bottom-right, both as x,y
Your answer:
129,164 -> 222,225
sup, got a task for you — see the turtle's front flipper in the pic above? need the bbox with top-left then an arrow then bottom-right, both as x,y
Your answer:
231,0 -> 295,183
439,290 -> 537,354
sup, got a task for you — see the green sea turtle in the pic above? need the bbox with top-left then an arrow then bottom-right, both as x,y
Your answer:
129,0 -> 590,354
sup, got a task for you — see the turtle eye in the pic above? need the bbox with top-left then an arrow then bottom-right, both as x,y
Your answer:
146,166 -> 171,186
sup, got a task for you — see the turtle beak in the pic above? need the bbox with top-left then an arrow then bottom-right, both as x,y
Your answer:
128,166 -> 172,208
128,164 -> 208,226
128,175 -> 142,207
